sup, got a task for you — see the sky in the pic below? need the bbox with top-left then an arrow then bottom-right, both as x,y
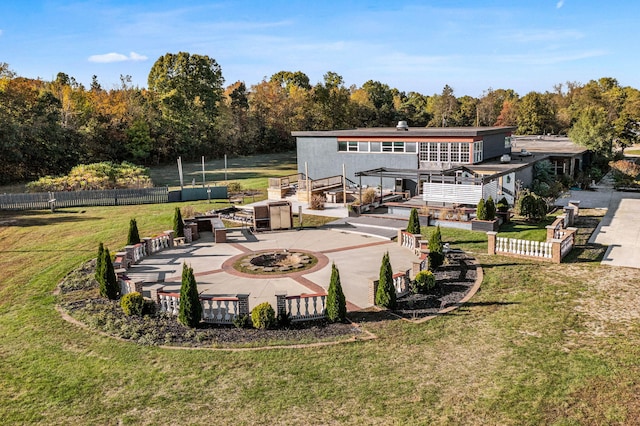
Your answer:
2,0 -> 639,97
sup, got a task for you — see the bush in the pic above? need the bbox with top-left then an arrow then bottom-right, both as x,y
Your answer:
375,252 -> 396,309
99,248 -> 119,300
226,182 -> 242,193
309,193 -> 325,210
407,208 -> 421,234
142,299 -> 156,316
485,196 -> 496,221
496,197 -> 509,213
361,187 -> 377,204
173,207 -> 184,238
178,263 -> 202,328
127,218 -> 141,245
277,309 -> 292,327
518,191 -> 547,222
120,292 -> 144,316
411,270 -> 436,294
326,263 -> 347,322
428,226 -> 444,271
232,314 -> 252,329
476,198 -> 487,220
251,302 -> 276,329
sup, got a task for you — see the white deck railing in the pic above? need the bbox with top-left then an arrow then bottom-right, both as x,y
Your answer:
201,297 -> 240,324
285,294 -> 326,322
496,237 -> 553,259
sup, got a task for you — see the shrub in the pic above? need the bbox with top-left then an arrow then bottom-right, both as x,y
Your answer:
309,193 -> 325,210
428,226 -> 444,271
99,248 -> 119,300
127,218 -> 141,245
226,182 -> 242,193
277,309 -> 292,327
518,191 -> 547,222
411,270 -> 436,294
375,252 -> 396,309
406,208 -> 421,234
232,314 -> 252,329
178,263 -> 202,328
95,242 -> 105,287
496,197 -> 509,213
476,198 -> 487,220
142,299 -> 157,316
326,263 -> 347,322
361,187 -> 377,204
485,196 -> 496,221
173,207 -> 184,238
251,302 -> 276,329
120,292 -> 144,316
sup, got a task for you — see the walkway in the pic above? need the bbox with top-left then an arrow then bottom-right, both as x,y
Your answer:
556,171 -> 640,269
126,227 -> 419,311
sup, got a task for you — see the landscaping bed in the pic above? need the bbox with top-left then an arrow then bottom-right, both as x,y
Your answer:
394,251 -> 477,320
57,261 -> 363,349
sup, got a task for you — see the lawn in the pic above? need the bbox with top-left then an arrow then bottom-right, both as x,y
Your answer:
3,186 -> 640,423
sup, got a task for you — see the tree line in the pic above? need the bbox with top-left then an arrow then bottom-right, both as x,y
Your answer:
1,53 -> 639,184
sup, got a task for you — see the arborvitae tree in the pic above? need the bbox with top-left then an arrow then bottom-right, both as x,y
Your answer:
95,242 -> 105,286
127,218 -> 141,245
428,226 -> 444,271
476,198 -> 487,220
178,263 -> 202,328
485,196 -> 496,221
173,207 -> 184,238
100,248 -> 119,300
407,208 -> 421,234
326,263 -> 347,322
375,252 -> 396,309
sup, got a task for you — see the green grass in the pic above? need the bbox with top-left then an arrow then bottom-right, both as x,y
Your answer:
625,148 -> 640,156
4,166 -> 640,423
497,215 -> 559,241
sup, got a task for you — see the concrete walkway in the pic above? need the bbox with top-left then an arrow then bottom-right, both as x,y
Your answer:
556,172 -> 640,269
128,226 -> 419,311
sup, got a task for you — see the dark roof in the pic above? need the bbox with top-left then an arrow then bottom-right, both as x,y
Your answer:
292,126 -> 516,138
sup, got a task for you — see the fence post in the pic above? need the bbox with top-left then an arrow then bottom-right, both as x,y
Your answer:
165,230 -> 175,248
147,284 -> 165,304
275,293 -> 287,315
487,231 -> 497,255
236,294 -> 250,316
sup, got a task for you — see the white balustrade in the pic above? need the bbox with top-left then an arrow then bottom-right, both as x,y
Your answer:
201,298 -> 239,324
159,293 -> 180,315
393,271 -> 410,297
560,233 -> 574,257
286,294 -> 326,322
496,237 -> 552,259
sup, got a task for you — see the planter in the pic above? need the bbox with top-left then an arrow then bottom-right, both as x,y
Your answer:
471,218 -> 499,232
496,211 -> 511,224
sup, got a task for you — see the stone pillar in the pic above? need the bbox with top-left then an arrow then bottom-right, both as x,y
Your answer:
551,240 -> 562,263
184,227 -> 192,243
147,284 -> 165,304
369,279 -> 379,306
545,224 -> 556,241
397,229 -> 404,246
487,231 -> 497,255
411,261 -> 421,279
236,294 -> 250,316
563,207 -> 575,227
568,200 -> 580,217
142,237 -> 153,255
165,230 -> 175,248
275,293 -> 287,315
124,245 -> 136,264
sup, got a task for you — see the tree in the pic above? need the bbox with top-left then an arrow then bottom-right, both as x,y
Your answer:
517,91 -> 555,135
428,226 -> 444,271
517,191 -> 547,222
326,263 -> 347,322
95,242 -> 105,286
173,207 -> 184,238
178,263 -> 202,327
99,248 -> 119,300
375,252 -> 396,309
407,208 -> 421,234
485,196 -> 496,221
127,218 -> 140,245
568,106 -> 614,157
476,198 -> 487,220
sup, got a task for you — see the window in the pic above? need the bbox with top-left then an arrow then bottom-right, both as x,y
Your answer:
338,141 -> 347,152
473,141 -> 483,163
370,141 -> 381,152
505,136 -> 511,148
348,141 -> 358,152
460,143 -> 470,162
382,142 -> 393,152
450,143 -> 460,162
429,143 -> 438,161
359,141 -> 369,152
394,142 -> 404,152
405,142 -> 417,153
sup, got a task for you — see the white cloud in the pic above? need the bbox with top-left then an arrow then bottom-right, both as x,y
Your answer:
88,51 -> 148,63
0,29 -> 4,36
557,0 -> 565,8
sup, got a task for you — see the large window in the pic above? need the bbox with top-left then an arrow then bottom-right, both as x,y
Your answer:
473,141 -> 483,163
419,142 -> 472,164
339,140 -> 416,154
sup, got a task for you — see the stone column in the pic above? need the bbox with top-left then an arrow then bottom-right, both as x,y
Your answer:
563,206 -> 574,226
124,245 -> 136,264
487,231 -> 497,255
568,200 -> 580,217
551,240 -> 562,263
147,284 -> 165,304
275,293 -> 287,315
545,224 -> 557,241
164,230 -> 175,248
236,294 -> 250,316
142,237 -> 153,255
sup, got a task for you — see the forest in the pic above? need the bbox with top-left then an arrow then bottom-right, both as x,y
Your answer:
1,51 -> 639,184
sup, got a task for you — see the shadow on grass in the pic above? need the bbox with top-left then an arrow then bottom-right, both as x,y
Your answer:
0,211 -> 101,227
347,309 -> 401,323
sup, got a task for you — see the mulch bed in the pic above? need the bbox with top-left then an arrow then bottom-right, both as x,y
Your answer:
394,251 -> 477,320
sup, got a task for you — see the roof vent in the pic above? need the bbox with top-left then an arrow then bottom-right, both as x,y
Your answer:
396,120 -> 409,131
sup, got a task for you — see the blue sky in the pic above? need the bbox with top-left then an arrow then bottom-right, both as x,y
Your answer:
2,0 -> 639,97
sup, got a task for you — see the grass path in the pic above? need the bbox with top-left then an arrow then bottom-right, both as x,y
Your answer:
2,204 -> 640,424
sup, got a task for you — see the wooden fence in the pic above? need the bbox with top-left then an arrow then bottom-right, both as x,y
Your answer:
0,187 -> 169,210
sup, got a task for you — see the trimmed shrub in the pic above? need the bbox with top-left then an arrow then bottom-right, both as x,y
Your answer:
232,314 -> 252,329
99,248 -> 119,300
407,208 -> 421,234
375,252 -> 396,309
496,197 -> 509,212
95,242 -> 105,286
127,218 -> 140,245
120,292 -> 144,316
178,263 -> 202,328
173,207 -> 184,238
326,263 -> 347,322
519,192 -> 547,222
475,198 -> 487,220
411,270 -> 436,294
428,226 -> 444,271
251,302 -> 276,329
485,196 -> 496,221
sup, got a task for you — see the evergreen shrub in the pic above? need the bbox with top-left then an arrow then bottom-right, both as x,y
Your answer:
411,270 -> 436,294
251,302 -> 276,329
120,292 -> 144,316
407,208 -> 421,234
375,252 -> 396,309
326,263 -> 347,322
